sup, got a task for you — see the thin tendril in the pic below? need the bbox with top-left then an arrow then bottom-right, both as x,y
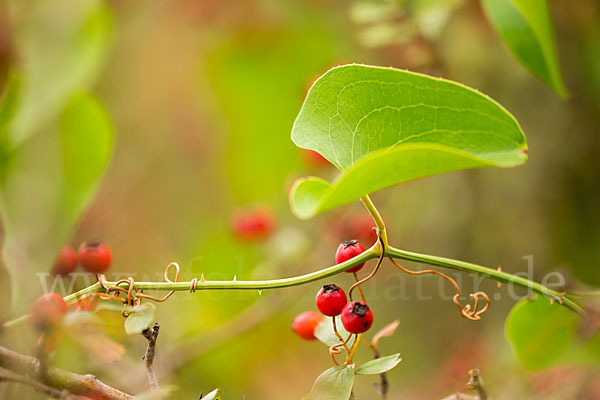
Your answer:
388,258 -> 491,321
348,233 -> 385,301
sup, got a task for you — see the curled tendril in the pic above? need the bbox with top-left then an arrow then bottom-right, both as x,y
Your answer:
389,258 -> 491,322
91,262 -> 187,318
329,333 -> 353,366
453,292 -> 490,321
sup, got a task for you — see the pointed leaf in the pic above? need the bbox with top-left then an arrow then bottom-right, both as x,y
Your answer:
290,64 -> 527,218
310,366 -> 355,400
355,353 -> 402,375
482,0 -> 566,96
505,296 -> 579,370
372,320 -> 400,348
124,303 -> 156,335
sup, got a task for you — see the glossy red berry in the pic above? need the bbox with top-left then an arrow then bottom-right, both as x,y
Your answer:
315,284 -> 347,316
50,245 -> 78,276
29,293 -> 68,331
340,301 -> 373,334
78,241 -> 112,273
335,240 -> 365,273
231,206 -> 275,240
292,311 -> 323,341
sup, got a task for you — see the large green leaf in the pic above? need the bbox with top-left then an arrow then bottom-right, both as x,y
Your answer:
7,0 -> 112,148
290,64 -> 527,219
481,0 -> 566,96
505,296 -> 579,370
355,353 -> 402,375
310,366 -> 355,400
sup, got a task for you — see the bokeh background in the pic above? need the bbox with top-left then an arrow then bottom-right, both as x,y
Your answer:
1,0 -> 599,399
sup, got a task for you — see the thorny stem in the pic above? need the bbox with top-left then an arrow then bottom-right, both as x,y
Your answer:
2,198 -> 584,330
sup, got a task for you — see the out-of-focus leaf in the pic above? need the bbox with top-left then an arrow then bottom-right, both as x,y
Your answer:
124,303 -> 156,335
0,93 -> 113,305
505,296 -> 579,370
310,366 -> 355,400
314,315 -> 350,347
481,0 -> 566,96
290,64 -> 528,219
58,93 -> 113,223
9,0 -> 112,147
200,388 -> 223,400
355,353 -> 402,375
372,319 -> 400,348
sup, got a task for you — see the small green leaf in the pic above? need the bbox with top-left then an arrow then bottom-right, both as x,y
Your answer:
505,296 -> 579,370
481,0 -> 566,96
201,388 -> 223,400
355,353 -> 402,375
310,366 -> 355,400
314,316 -> 351,347
290,64 -> 527,218
124,303 -> 156,335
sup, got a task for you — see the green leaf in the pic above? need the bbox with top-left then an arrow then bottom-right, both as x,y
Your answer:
314,316 -> 351,347
201,388 -> 223,400
481,0 -> 566,96
355,353 -> 402,375
310,366 -> 355,400
290,64 -> 527,218
124,303 -> 156,335
58,93 -> 114,223
505,296 -> 579,370
9,0 -> 112,147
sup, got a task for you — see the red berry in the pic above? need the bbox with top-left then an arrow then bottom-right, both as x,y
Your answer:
292,311 -> 323,341
78,241 -> 112,273
341,301 -> 373,334
316,284 -> 347,316
50,245 -> 78,276
29,293 -> 68,331
231,206 -> 275,240
335,240 -> 365,273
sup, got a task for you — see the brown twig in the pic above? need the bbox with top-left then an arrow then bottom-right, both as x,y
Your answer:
141,323 -> 161,396
0,344 -> 133,400
466,369 -> 488,400
0,367 -> 84,399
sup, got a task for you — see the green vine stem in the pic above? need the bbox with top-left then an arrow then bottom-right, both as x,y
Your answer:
3,199 -> 584,329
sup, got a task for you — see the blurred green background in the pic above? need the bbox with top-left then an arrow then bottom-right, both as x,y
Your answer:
0,0 -> 599,399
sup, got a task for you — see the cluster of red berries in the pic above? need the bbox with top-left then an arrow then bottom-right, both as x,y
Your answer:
293,240 -> 374,340
51,241 -> 112,276
29,241 -> 111,331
